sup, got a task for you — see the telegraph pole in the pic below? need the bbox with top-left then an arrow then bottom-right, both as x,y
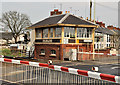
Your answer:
94,0 -> 96,23
90,0 -> 92,21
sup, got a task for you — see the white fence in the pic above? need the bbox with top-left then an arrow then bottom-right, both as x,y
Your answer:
0,58 -> 120,84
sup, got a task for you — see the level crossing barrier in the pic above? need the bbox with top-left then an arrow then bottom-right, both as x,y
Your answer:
0,58 -> 120,84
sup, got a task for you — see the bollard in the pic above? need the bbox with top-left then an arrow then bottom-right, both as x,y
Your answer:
48,60 -> 52,65
92,66 -> 99,71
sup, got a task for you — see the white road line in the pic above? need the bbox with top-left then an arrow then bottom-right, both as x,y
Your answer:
0,78 -> 17,83
111,67 -> 120,69
1,70 -> 26,77
15,77 -> 38,83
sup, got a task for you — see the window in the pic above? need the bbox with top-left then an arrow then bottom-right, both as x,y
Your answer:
51,50 -> 56,55
94,44 -> 96,49
36,29 -> 41,38
40,49 -> 45,55
55,27 -> 62,38
107,35 -> 110,42
43,29 -> 48,38
64,27 -> 75,38
107,44 -> 109,47
50,28 -> 53,38
97,44 -> 98,49
77,28 -> 92,38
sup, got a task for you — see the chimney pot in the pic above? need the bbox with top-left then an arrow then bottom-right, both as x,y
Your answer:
65,11 -> 67,14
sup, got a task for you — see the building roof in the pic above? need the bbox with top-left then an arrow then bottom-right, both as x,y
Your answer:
31,14 -> 66,28
28,14 -> 97,29
95,27 -> 116,35
0,32 -> 13,40
112,29 -> 120,36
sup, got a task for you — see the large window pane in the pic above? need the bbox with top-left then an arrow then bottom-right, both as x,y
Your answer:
64,27 -> 75,38
55,27 -> 61,38
43,29 -> 48,38
50,28 -> 53,38
36,29 -> 41,38
77,28 -> 92,38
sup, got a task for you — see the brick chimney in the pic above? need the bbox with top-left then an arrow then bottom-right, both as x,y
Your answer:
113,27 -> 117,30
107,25 -> 114,30
96,21 -> 105,27
50,9 -> 62,16
86,17 -> 88,20
116,27 -> 120,31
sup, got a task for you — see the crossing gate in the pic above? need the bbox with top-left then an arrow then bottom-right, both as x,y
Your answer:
0,58 -> 120,84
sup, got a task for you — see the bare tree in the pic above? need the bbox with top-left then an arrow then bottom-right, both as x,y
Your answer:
0,11 -> 31,43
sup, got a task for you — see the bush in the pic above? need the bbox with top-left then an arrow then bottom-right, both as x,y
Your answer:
2,48 -> 11,55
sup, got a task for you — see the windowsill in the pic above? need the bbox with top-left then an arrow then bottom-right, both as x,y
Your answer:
50,54 -> 56,56
39,53 -> 45,56
36,38 -> 42,39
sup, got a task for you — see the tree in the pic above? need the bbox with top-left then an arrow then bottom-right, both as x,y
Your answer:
0,11 -> 32,43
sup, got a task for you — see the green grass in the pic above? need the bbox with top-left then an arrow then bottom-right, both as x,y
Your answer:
1,48 -> 26,57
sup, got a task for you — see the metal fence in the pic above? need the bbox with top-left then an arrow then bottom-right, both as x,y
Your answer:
0,58 -> 119,84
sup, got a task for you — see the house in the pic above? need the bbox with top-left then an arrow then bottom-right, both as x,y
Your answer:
95,22 -> 115,49
0,30 -> 32,56
94,21 -> 120,55
0,31 -> 13,46
27,9 -> 98,60
107,25 -> 120,49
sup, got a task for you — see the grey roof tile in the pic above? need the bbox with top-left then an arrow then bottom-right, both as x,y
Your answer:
62,15 -> 95,25
29,14 -> 96,28
95,27 -> 116,35
30,14 -> 66,28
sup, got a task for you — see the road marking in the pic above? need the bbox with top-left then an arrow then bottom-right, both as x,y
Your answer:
111,67 -> 120,69
1,70 -> 26,77
0,78 -> 17,83
15,77 -> 38,83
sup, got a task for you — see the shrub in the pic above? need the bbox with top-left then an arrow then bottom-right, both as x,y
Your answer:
2,48 -> 11,55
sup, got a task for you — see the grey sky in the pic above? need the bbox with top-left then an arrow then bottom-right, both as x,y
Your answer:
0,1 -> 119,28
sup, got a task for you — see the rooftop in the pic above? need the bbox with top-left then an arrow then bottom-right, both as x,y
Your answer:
0,32 -> 13,40
28,13 -> 97,29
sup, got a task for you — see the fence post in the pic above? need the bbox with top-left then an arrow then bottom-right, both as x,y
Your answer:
81,49 -> 83,61
49,69 -> 51,83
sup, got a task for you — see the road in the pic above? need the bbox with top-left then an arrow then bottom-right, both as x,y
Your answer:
53,55 -> 120,76
55,63 -> 120,76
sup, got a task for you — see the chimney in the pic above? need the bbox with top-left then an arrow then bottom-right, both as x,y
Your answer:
80,16 -> 83,19
50,9 -> 62,16
113,27 -> 116,30
96,21 -> 105,27
65,11 -> 68,14
107,25 -> 114,30
86,17 -> 88,20
116,27 -> 120,31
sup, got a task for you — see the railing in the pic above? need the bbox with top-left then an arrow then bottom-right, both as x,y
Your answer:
78,51 -> 120,56
0,58 -> 120,84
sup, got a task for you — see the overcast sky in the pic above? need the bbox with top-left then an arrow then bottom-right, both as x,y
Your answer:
0,0 -> 120,28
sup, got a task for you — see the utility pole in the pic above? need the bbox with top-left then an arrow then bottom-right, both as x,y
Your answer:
90,0 -> 92,21
94,0 -> 96,23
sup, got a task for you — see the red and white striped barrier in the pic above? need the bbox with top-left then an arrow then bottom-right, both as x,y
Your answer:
0,58 -> 120,84
78,52 -> 120,56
